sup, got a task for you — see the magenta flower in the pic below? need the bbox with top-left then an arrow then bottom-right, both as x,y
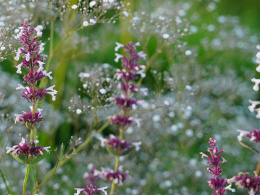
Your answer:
84,164 -> 100,184
237,129 -> 260,143
102,166 -> 128,185
97,134 -> 141,155
74,184 -> 108,195
228,173 -> 260,195
6,137 -> 50,159
14,107 -> 43,126
200,138 -> 235,194
13,19 -> 57,127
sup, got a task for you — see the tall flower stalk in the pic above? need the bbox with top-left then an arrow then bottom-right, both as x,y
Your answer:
200,138 -> 234,195
108,42 -> 145,194
7,20 -> 56,195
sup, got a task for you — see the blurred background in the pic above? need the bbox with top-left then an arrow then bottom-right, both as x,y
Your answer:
1,0 -> 260,194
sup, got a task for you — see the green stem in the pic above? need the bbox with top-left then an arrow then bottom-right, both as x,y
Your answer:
30,129 -> 33,141
31,122 -> 110,193
23,165 -> 30,195
256,157 -> 260,177
31,166 -> 38,195
0,168 -> 12,194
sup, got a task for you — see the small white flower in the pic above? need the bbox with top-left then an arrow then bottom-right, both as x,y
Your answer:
39,43 -> 45,54
123,11 -> 129,17
237,130 -> 250,141
42,70 -> 53,80
16,84 -> 26,90
14,27 -> 23,39
15,63 -> 23,74
132,141 -> 142,151
90,19 -> 96,24
89,1 -> 96,8
71,4 -> 78,9
74,188 -> 84,195
115,53 -> 123,62
137,51 -> 146,60
200,152 -> 208,158
14,48 -> 22,61
46,85 -> 58,101
185,50 -> 192,56
251,78 -> 260,91
1,46 -> 5,51
35,25 -> 43,37
225,184 -> 235,192
99,88 -> 106,94
83,21 -> 89,27
37,61 -> 45,71
14,114 -> 23,124
43,146 -> 51,153
162,33 -> 170,39
115,42 -> 124,51
76,109 -> 82,114
25,52 -> 30,61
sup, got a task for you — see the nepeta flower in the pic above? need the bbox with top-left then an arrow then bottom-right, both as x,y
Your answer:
237,129 -> 260,143
14,107 -> 43,126
200,138 -> 234,194
228,173 -> 260,195
98,134 -> 141,154
74,184 -> 108,195
102,166 -> 128,185
13,20 -> 57,126
84,164 -> 100,183
6,137 -> 50,159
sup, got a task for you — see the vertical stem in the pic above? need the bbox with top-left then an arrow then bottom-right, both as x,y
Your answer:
30,129 -> 34,142
31,166 -> 38,195
256,157 -> 260,176
23,165 -> 30,195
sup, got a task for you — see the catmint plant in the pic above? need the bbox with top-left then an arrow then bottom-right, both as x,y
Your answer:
81,42 -> 146,195
6,19 -> 56,195
200,138 -> 234,195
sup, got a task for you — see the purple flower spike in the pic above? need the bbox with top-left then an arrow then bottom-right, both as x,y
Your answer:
200,138 -> 235,194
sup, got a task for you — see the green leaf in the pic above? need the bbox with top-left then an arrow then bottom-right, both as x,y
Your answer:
10,154 -> 27,165
121,146 -> 135,156
31,153 -> 48,165
105,145 -> 119,156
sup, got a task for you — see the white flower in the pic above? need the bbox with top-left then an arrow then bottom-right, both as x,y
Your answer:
14,48 -> 22,61
76,109 -> 82,114
225,184 -> 235,192
43,146 -> 51,153
35,25 -> 43,37
237,130 -> 250,141
14,114 -> 23,124
46,85 -> 58,101
71,4 -> 78,9
15,63 -> 23,74
132,141 -> 142,151
1,46 -> 6,51
115,42 -> 124,51
251,78 -> 260,91
137,51 -> 146,59
99,88 -> 106,94
16,84 -> 26,90
39,43 -> 45,54
42,70 -> 53,80
25,52 -> 30,61
123,11 -> 129,17
162,33 -> 170,39
89,1 -> 96,7
90,19 -> 96,24
248,99 -> 260,112
37,61 -> 45,71
83,21 -> 89,27
115,53 -> 123,62
200,152 -> 208,158
14,27 -> 23,39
